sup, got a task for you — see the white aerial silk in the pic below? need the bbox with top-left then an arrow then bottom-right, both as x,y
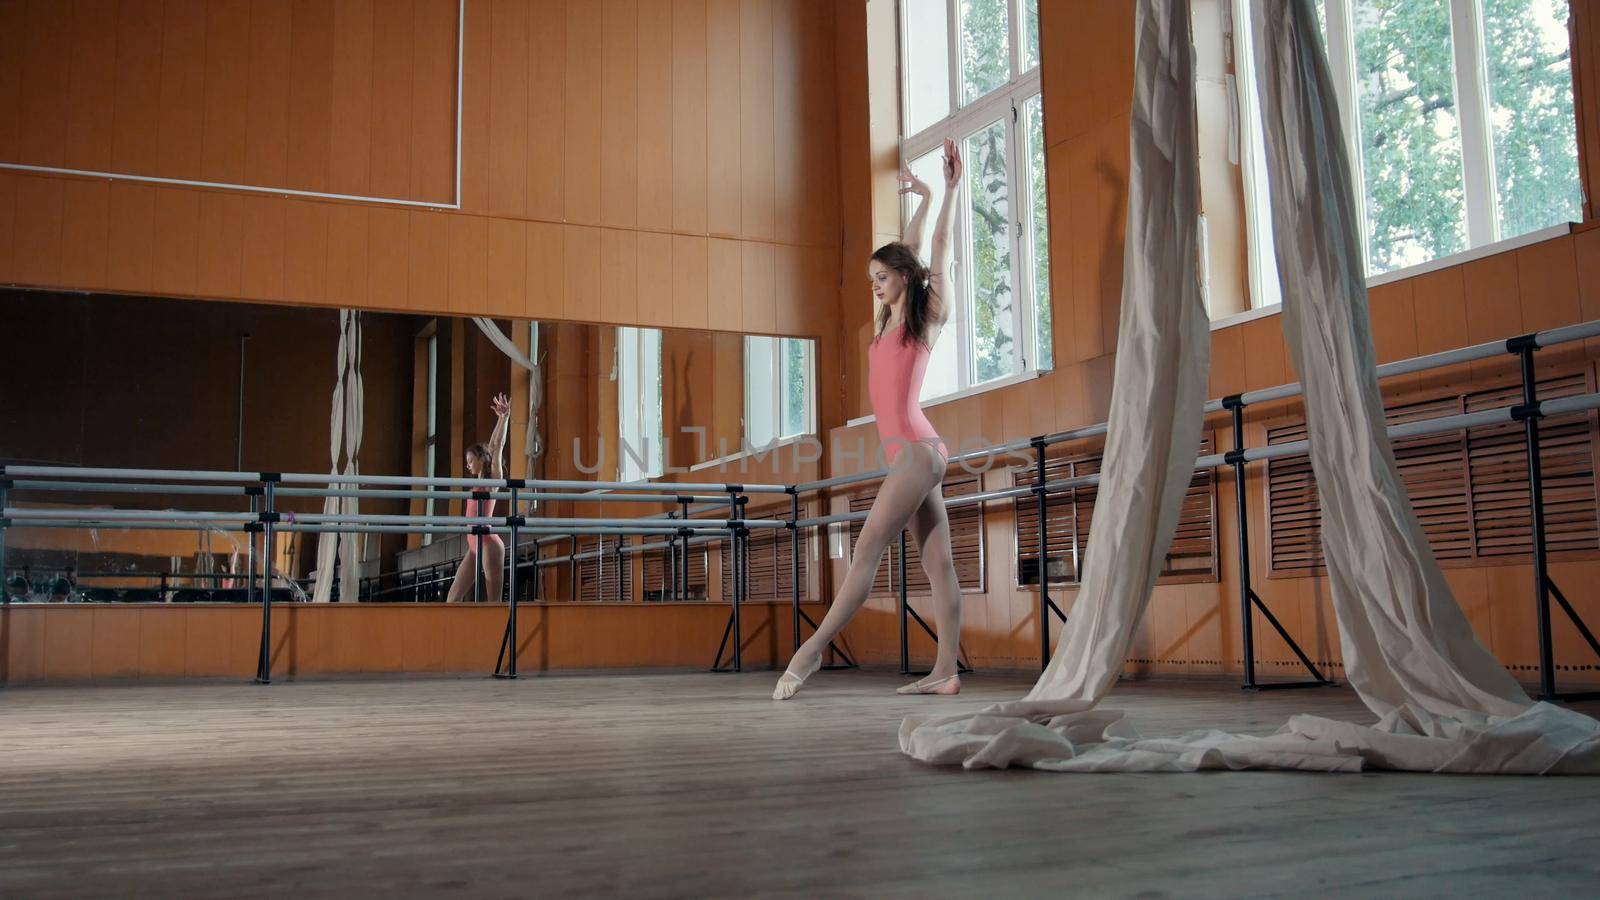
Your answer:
312,310 -> 364,604
899,0 -> 1600,774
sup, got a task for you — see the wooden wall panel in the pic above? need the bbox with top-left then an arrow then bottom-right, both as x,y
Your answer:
527,220 -> 565,320
528,0 -> 567,221
0,1 -> 26,164
151,187 -> 201,298
66,0 -> 119,173
637,0 -> 675,231
12,175 -> 64,287
105,181 -> 156,292
601,228 -> 640,323
672,234 -> 710,329
671,0 -> 709,234
329,0 -> 375,195
283,200 -> 330,303
600,0 -> 640,229
457,0 -> 491,212
705,0 -> 742,236
200,0 -> 251,184
239,194 -> 287,300
636,231 -> 675,328
488,0 -> 531,218
485,216 -> 528,317
564,0 -> 604,225
738,0 -> 775,241
60,179 -> 111,288
408,210 -> 450,311
286,0 -> 336,194
5,0 -> 839,331
19,0 -> 72,169
448,214 -> 489,315
195,191 -> 246,297
243,0 -> 292,189
157,0 -> 208,180
369,0 -> 416,201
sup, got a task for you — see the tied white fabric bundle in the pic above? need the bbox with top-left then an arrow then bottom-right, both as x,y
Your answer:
899,0 -> 1600,774
312,310 -> 364,604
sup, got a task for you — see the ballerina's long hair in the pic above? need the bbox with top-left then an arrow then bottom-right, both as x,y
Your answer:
871,242 -> 937,348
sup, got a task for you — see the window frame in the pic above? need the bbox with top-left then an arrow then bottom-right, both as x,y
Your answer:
744,336 -> 817,449
899,0 -> 1051,401
1232,0 -> 1581,308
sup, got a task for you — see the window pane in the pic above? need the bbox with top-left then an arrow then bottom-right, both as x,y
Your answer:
907,147 -> 960,401
959,0 -> 1010,105
1483,0 -> 1582,239
744,336 -> 777,448
904,149 -> 951,260
1024,94 -> 1052,371
965,118 -> 1015,384
644,328 -> 662,477
1023,0 -> 1040,71
903,0 -> 952,135
783,339 -> 807,438
1352,0 -> 1467,275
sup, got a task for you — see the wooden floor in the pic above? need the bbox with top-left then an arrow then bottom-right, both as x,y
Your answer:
2,672 -> 1598,899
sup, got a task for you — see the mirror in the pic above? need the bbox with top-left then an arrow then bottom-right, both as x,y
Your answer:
0,288 -> 817,604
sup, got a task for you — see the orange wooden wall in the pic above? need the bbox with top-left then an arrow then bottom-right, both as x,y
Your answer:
820,0 -> 1600,685
0,0 -> 843,350
0,600 -> 828,683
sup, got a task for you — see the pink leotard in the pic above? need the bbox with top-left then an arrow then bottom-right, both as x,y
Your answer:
465,495 -> 504,553
869,321 -> 948,466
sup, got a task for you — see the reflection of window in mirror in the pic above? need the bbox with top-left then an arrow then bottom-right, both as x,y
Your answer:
617,327 -> 664,482
744,336 -> 815,449
898,0 -> 1052,403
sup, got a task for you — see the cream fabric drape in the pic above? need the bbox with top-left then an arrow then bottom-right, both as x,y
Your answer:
898,0 -> 1599,774
312,310 -> 363,604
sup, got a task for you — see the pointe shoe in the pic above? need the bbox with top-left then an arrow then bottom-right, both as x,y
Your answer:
771,653 -> 822,701
896,673 -> 960,695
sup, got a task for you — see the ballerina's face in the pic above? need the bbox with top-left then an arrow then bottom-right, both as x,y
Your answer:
869,259 -> 907,308
466,451 -> 483,477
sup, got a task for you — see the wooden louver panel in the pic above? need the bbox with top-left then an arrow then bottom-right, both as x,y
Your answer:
642,542 -> 709,601
848,471 -> 984,597
577,535 -> 630,602
1014,434 -> 1218,586
719,521 -> 808,602
1266,371 -> 1599,575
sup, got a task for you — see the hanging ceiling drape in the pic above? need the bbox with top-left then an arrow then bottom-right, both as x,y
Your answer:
898,0 -> 1599,774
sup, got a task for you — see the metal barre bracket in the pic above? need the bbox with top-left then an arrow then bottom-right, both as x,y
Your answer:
1505,332 -> 1541,354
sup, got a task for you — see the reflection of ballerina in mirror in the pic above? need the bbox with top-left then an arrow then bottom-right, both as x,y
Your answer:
774,139 -> 967,701
447,392 -> 512,603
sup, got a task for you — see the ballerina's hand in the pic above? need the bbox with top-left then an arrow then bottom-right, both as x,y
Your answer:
898,162 -> 931,199
942,138 -> 962,186
491,392 -> 511,416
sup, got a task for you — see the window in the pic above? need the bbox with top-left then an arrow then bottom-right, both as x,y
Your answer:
616,327 -> 663,482
744,336 -> 815,448
1235,0 -> 1582,300
422,331 -> 439,546
899,0 -> 1052,401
